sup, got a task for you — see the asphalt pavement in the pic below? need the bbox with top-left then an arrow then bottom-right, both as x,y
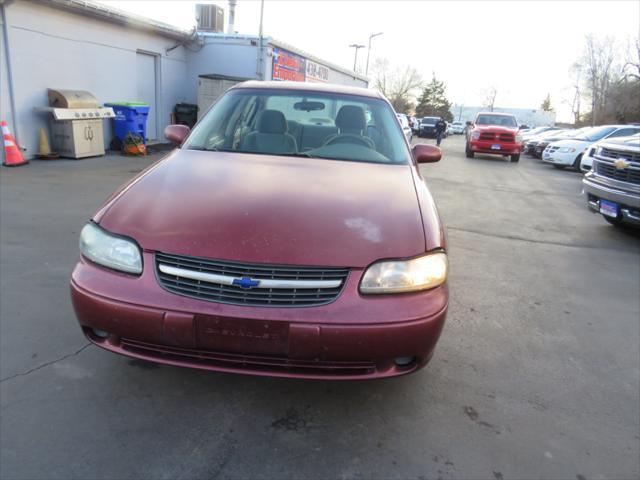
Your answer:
1,136 -> 638,480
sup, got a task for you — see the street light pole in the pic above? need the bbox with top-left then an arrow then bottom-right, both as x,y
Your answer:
348,44 -> 365,72
365,32 -> 383,76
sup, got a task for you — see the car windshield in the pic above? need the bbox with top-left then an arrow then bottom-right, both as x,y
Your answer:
452,122 -> 463,125
538,129 -> 567,139
575,126 -> 617,141
421,117 -> 438,125
475,115 -> 517,127
185,88 -> 411,165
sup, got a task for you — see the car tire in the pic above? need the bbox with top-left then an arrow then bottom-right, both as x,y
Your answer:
465,144 -> 474,158
511,154 -> 520,163
572,154 -> 583,172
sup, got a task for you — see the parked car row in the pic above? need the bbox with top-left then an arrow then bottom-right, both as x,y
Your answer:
396,113 -> 413,143
523,123 -> 640,227
522,124 -> 640,171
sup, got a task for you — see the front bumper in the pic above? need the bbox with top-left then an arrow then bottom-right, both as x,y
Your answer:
542,150 -> 577,166
419,127 -> 437,137
583,174 -> 640,225
469,140 -> 522,155
70,255 -> 448,380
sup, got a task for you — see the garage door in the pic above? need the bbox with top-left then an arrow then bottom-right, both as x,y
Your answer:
136,51 -> 158,140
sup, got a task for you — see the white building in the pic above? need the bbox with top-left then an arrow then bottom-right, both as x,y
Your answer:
450,105 -> 556,127
0,0 -> 368,160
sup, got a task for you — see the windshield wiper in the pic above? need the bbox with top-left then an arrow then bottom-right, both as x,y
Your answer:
187,147 -> 322,158
277,152 -> 320,158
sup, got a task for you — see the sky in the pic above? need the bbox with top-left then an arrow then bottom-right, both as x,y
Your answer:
97,0 -> 640,122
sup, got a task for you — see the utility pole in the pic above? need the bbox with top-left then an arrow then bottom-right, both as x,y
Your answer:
365,32 -> 383,76
256,0 -> 265,79
349,44 -> 365,72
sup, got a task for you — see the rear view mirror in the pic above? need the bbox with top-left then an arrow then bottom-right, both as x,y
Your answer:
412,144 -> 442,163
164,124 -> 190,145
294,101 -> 325,112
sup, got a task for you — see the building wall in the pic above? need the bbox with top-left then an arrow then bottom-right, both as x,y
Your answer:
0,1 -> 188,159
185,36 -> 260,103
450,105 -> 556,127
1,3 -> 368,162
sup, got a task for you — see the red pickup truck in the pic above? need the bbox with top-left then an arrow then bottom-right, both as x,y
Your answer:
465,112 -> 523,162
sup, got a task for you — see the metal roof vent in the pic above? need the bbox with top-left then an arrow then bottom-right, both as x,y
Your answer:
196,4 -> 224,32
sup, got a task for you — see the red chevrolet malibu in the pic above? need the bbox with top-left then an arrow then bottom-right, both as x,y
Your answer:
70,81 -> 449,380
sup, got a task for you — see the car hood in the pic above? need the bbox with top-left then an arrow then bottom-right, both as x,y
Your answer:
96,150 -> 430,268
549,139 -> 589,149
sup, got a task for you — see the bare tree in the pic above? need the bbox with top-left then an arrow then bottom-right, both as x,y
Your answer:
483,86 -> 497,111
622,37 -> 640,80
371,58 -> 423,113
582,35 -> 617,125
569,62 -> 583,124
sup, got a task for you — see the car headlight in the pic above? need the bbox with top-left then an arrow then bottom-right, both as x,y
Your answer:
516,134 -> 523,143
471,131 -> 480,140
360,252 -> 448,294
79,222 -> 142,274
558,147 -> 576,153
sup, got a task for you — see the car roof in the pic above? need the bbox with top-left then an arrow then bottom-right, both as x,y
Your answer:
232,80 -> 384,99
475,112 -> 515,117
600,133 -> 640,145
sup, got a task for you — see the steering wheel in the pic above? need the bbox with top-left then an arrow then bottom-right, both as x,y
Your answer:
324,134 -> 373,149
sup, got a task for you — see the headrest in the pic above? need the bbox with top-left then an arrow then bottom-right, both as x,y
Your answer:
335,105 -> 366,131
257,110 -> 287,134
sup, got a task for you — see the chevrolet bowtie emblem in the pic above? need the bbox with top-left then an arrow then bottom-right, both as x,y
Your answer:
614,158 -> 630,170
232,277 -> 261,289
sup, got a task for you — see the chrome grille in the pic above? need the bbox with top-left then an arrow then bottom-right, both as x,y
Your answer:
156,252 -> 349,307
595,161 -> 640,185
600,147 -> 640,163
498,133 -> 515,142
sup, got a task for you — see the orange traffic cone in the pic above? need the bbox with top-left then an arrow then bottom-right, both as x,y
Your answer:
2,121 -> 28,167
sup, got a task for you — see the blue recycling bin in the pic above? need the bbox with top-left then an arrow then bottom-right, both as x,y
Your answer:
105,102 -> 150,142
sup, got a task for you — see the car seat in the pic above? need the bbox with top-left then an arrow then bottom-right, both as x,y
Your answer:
241,110 -> 298,154
323,105 -> 375,149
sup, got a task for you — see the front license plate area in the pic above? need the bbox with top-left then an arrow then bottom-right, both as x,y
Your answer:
491,144 -> 501,150
197,315 -> 290,355
599,199 -> 619,218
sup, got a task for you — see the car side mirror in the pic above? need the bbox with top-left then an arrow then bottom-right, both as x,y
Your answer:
412,144 -> 442,163
164,124 -> 190,145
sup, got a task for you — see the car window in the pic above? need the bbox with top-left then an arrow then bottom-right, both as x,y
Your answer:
607,127 -> 640,138
475,115 -> 517,127
421,117 -> 437,125
397,116 -> 409,128
576,126 -> 617,141
185,88 -> 411,165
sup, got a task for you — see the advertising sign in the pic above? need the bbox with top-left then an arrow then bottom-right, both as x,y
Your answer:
305,60 -> 329,83
272,48 -> 306,82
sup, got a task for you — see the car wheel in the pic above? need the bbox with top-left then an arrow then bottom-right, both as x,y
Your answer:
572,154 -> 583,172
465,144 -> 474,158
511,154 -> 520,163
